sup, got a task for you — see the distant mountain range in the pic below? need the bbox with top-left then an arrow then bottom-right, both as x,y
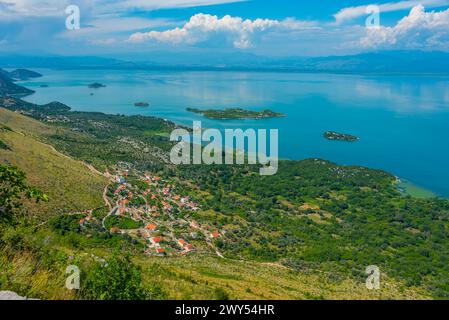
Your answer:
277,51 -> 449,73
1,51 -> 449,73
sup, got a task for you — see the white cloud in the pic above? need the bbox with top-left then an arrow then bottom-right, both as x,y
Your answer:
129,13 -> 317,49
89,37 -> 118,45
104,0 -> 247,11
334,0 -> 449,24
56,16 -> 177,48
0,0 -> 246,18
361,5 -> 449,49
0,0 -> 72,18
59,16 -> 175,37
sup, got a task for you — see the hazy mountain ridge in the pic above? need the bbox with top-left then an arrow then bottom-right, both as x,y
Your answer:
1,51 -> 449,73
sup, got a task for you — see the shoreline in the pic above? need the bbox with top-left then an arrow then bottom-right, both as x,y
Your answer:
395,178 -> 438,199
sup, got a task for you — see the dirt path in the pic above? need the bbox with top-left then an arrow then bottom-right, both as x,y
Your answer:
102,206 -> 118,230
24,134 -> 116,219
103,183 -> 112,210
260,262 -> 290,270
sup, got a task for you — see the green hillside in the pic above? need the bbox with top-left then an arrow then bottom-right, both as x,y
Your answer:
0,108 -> 107,218
0,71 -> 34,96
1,97 -> 448,300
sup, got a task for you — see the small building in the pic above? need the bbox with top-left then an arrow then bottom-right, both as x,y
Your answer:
177,239 -> 187,248
177,239 -> 193,251
211,232 -> 221,239
145,223 -> 157,231
150,237 -> 162,244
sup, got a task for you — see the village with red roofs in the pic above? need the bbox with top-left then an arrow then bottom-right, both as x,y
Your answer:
77,163 -> 224,258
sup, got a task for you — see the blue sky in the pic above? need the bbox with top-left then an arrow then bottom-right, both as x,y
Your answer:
1,0 -> 449,59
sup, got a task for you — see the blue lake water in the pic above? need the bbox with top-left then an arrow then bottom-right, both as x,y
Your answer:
20,69 -> 449,197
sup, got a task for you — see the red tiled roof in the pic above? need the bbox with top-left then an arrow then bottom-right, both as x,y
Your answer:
146,223 -> 157,230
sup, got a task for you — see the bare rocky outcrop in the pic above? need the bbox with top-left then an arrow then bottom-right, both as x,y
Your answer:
0,291 -> 39,300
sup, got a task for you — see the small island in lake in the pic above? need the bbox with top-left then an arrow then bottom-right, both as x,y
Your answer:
134,102 -> 150,107
88,83 -> 106,89
324,131 -> 359,142
186,107 -> 285,120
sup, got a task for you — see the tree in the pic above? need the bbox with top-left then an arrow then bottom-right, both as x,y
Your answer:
0,164 -> 48,223
79,252 -> 165,300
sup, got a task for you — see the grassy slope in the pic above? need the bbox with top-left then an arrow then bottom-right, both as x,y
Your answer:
0,108 -> 430,300
0,108 -> 107,217
0,228 -> 429,300
0,245 -> 75,300
135,255 -> 428,300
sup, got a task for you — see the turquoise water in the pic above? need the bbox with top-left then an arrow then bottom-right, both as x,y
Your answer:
20,69 -> 449,197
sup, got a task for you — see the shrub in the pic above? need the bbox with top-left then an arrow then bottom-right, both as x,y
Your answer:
79,253 -> 164,300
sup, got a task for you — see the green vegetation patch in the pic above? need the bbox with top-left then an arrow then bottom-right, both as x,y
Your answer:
324,131 -> 359,142
186,107 -> 285,120
49,214 -> 83,235
397,181 -> 437,199
0,139 -> 9,150
104,215 -> 143,230
79,253 -> 165,300
92,207 -> 109,219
